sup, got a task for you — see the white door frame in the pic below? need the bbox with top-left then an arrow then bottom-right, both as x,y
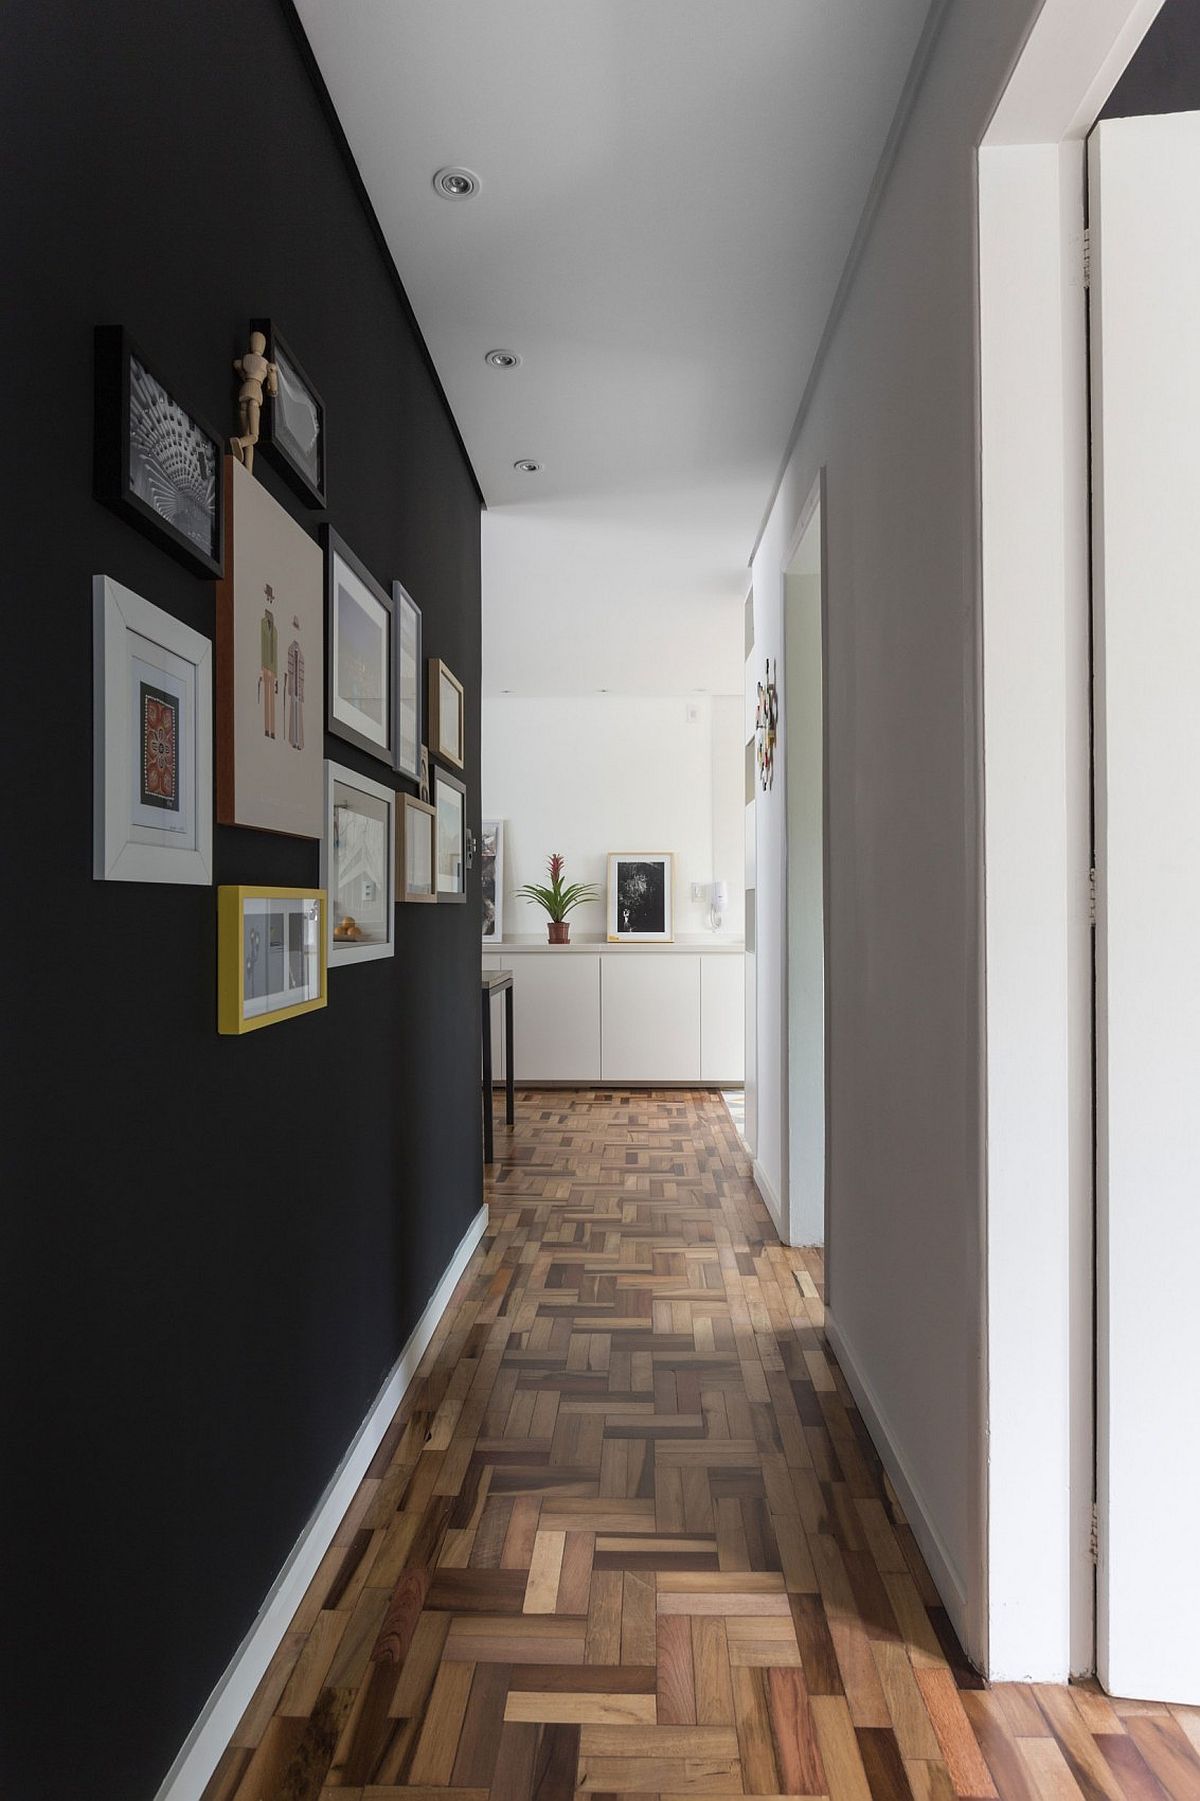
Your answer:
779,471 -> 827,1253
977,0 -> 1165,1682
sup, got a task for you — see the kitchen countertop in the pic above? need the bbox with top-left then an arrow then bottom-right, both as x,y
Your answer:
482,937 -> 745,955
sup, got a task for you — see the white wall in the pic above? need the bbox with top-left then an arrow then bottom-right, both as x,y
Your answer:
481,695 -> 744,941
749,0 -> 1052,1662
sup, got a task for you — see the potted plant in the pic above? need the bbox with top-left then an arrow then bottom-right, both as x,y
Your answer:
515,853 -> 599,944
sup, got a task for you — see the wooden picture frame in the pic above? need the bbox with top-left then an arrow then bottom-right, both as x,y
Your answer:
216,456 -> 323,837
217,886 -> 327,1033
252,318 -> 327,510
94,326 -> 224,579
427,658 -> 465,768
607,852 -> 676,942
321,760 -> 397,965
324,528 -> 394,765
397,792 -> 437,903
433,765 -> 467,902
93,573 -> 213,885
392,581 -> 422,782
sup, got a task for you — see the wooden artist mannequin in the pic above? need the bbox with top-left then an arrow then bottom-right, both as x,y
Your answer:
230,329 -> 277,473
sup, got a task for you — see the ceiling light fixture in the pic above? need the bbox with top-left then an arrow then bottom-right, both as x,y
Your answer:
513,459 -> 541,473
485,349 -> 522,369
433,166 -> 480,200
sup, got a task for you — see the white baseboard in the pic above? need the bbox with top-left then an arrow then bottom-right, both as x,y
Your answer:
753,1158 -> 784,1236
155,1202 -> 489,1801
825,1308 -> 971,1649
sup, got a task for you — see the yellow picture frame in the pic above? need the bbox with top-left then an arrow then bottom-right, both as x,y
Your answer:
217,885 -> 328,1035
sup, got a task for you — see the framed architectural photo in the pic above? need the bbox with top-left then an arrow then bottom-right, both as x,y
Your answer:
94,326 -> 224,578
481,818 -> 504,941
397,792 -> 436,904
427,658 -> 464,768
216,457 -> 323,837
93,573 -> 213,884
324,529 -> 394,764
433,766 -> 467,902
251,318 -> 326,509
392,581 -> 422,782
607,852 -> 675,942
321,761 -> 396,965
217,886 -> 326,1034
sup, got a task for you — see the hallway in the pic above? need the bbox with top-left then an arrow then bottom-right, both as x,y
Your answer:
202,1092 -> 1200,1801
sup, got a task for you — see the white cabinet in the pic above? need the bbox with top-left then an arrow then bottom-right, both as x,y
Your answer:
701,953 -> 745,1082
601,954 -> 701,1082
510,953 -> 601,1081
483,948 -> 743,1085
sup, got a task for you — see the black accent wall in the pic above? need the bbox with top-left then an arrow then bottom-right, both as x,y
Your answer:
1101,0 -> 1200,117
0,5 -> 482,1796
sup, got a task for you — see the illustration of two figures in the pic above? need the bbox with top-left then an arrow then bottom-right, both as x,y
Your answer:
258,583 -> 304,748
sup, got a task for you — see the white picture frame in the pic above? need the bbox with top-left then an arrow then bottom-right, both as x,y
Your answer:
321,760 -> 397,966
433,765 -> 467,902
93,573 -> 213,884
607,852 -> 675,942
481,817 -> 504,941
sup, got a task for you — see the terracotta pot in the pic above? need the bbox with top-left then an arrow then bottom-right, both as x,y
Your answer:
547,920 -> 570,945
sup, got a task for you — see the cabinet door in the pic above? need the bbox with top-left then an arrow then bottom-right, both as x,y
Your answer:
602,955 -> 701,1082
701,955 -> 745,1082
481,956 -> 506,1081
511,955 -> 601,1082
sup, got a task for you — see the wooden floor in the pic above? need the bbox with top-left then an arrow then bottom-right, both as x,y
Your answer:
204,1090 -> 1200,1801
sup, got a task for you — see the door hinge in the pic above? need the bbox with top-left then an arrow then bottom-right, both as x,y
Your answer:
1089,1502 -> 1099,1564
1082,226 -> 1091,289
1088,867 -> 1097,926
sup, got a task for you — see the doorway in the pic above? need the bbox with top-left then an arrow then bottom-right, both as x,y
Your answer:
781,479 -> 827,1250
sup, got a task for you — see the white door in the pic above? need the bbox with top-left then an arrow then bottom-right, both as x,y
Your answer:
1090,112 -> 1200,1705
782,492 -> 826,1248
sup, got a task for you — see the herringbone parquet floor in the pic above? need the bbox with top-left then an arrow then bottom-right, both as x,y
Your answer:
204,1090 -> 1200,1801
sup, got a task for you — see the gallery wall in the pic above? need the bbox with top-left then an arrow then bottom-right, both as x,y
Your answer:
480,695 -> 744,940
0,5 -> 481,1798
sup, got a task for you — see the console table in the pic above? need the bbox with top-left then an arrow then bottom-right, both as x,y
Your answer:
481,968 -> 515,1163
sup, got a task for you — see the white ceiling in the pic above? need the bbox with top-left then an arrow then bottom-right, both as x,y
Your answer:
296,0 -> 933,695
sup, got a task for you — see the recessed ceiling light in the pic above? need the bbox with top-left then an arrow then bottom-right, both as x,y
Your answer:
485,348 -> 522,370
433,166 -> 480,200
513,459 -> 541,474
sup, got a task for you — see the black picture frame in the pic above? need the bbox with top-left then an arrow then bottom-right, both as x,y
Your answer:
433,764 -> 468,904
94,325 -> 224,579
392,580 -> 422,783
323,527 -> 395,765
253,318 -> 326,510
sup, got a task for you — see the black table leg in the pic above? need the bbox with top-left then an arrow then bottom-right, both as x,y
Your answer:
505,983 -> 515,1126
482,987 -> 494,1165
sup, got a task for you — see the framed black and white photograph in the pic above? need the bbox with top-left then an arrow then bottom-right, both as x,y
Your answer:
607,852 -> 675,942
324,528 -> 394,764
427,658 -> 465,769
481,818 -> 504,941
392,581 -> 422,783
321,761 -> 396,966
95,327 -> 224,578
93,573 -> 213,885
397,792 -> 436,904
252,318 -> 326,509
434,766 -> 467,903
